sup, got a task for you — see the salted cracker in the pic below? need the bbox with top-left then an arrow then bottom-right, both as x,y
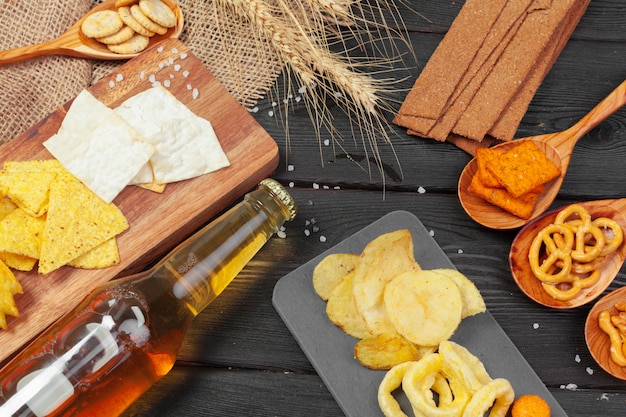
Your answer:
97,25 -> 136,45
130,4 -> 168,35
139,0 -> 177,28
118,6 -> 155,37
81,10 -> 124,39
107,34 -> 150,54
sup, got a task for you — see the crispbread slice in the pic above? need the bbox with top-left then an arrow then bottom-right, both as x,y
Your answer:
114,86 -> 230,184
43,90 -> 155,204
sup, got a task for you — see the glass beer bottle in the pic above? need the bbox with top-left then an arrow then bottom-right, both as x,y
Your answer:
0,178 -> 297,417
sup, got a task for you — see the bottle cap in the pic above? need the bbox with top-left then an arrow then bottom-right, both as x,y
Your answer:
259,178 -> 297,221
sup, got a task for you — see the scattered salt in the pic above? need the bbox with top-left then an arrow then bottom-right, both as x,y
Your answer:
417,186 -> 426,194
575,354 -> 581,363
313,183 -> 320,189
295,96 -> 301,103
268,110 -> 274,117
600,393 -> 610,401
289,182 -> 294,188
148,74 -> 157,83
277,230 -> 287,239
457,249 -> 464,254
163,80 -> 171,88
533,323 -> 539,329
323,139 -> 330,146
187,84 -> 192,90
319,235 -> 327,243
172,47 -> 178,54
287,165 -> 294,172
139,70 -> 145,79
108,80 -> 115,89
174,64 -> 181,71
157,46 -> 164,52
560,383 -> 577,391
180,52 -> 188,59
115,74 -> 124,82
251,107 -> 259,113
586,367 -> 594,375
429,230 -> 435,237
304,229 -> 311,237
192,88 -> 199,100
182,70 -> 190,78
298,85 -> 306,94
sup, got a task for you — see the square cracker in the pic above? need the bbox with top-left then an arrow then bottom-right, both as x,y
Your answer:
486,141 -> 560,197
468,173 -> 539,219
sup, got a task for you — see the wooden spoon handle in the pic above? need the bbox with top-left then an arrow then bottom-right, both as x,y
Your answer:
566,79 -> 626,139
0,41 -> 70,65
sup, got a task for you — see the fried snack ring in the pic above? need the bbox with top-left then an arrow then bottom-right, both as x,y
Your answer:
541,269 -> 600,301
378,361 -> 414,417
438,340 -> 488,394
598,310 -> 626,367
529,224 -> 574,283
461,378 -> 514,417
403,353 -> 469,417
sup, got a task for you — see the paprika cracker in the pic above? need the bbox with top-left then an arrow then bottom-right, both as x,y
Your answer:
475,147 -> 506,188
468,173 -> 539,220
486,141 -> 560,197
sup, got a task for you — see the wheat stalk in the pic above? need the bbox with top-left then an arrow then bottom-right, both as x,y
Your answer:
213,0 -> 414,185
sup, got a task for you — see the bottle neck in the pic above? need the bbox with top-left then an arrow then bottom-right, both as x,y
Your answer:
150,184 -> 294,314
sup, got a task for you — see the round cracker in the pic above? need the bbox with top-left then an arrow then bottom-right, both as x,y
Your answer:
139,0 -> 177,28
107,34 -> 150,54
97,25 -> 135,45
130,4 -> 168,35
115,0 -> 137,7
118,6 -> 155,37
81,10 -> 124,38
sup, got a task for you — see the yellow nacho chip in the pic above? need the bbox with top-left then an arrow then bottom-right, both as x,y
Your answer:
0,252 -> 37,272
39,172 -> 129,274
3,159 -> 64,173
0,171 -> 56,217
0,196 -> 17,220
68,238 -> 121,269
0,208 -> 46,259
0,259 -> 23,330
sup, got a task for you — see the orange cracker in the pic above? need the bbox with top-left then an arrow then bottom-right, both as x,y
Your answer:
475,147 -> 506,188
486,141 -> 560,197
468,173 -> 539,219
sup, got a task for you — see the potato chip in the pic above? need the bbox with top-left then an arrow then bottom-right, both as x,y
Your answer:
383,270 -> 462,346
114,85 -> 230,184
325,272 -> 370,339
44,90 -> 156,204
0,171 -> 56,216
354,332 -> 422,370
352,230 -> 420,336
431,269 -> 486,319
39,172 -> 129,274
313,253 -> 360,301
486,140 -> 561,197
67,238 -> 121,269
0,208 -> 46,259
0,259 -> 22,330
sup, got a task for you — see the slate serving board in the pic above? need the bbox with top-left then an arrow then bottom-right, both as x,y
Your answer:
273,210 -> 568,417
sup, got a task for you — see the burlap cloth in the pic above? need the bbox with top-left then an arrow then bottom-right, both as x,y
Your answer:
0,1 -> 282,145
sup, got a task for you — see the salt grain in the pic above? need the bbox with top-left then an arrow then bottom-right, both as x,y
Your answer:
268,110 -> 274,117
323,139 -> 330,146
174,64 -> 181,71
157,46 -> 164,53
457,249 -> 464,254
192,88 -> 199,99
418,186 -> 426,194
304,229 -> 311,237
533,323 -> 539,329
187,84 -> 192,90
252,107 -> 259,113
172,47 -> 178,54
108,80 -> 115,88
148,74 -> 157,83
289,182 -> 294,187
575,354 -> 581,363
140,70 -> 145,79
115,74 -> 124,82
319,236 -> 327,242
429,230 -> 435,237
180,52 -> 188,59
313,183 -> 319,189
586,367 -> 594,375
287,165 -> 294,171
182,70 -> 190,78
277,230 -> 287,239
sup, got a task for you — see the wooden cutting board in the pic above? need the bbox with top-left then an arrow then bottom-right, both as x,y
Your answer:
0,38 -> 279,365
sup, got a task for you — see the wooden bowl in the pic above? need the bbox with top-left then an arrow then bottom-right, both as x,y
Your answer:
585,286 -> 626,380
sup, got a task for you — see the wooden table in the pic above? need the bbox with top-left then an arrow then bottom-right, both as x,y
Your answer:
121,0 -> 626,415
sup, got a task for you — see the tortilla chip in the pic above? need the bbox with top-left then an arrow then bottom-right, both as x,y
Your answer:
0,208 -> 46,259
486,141 -> 560,197
39,172 -> 129,274
0,259 -> 22,330
68,238 -> 121,269
0,171 -> 56,217
0,252 -> 37,272
0,196 -> 17,220
468,173 -> 539,219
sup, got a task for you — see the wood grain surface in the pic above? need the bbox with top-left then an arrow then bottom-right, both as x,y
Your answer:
0,38 -> 279,364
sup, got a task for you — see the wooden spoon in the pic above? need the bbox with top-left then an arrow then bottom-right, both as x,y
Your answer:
585,286 -> 626,380
0,0 -> 184,64
458,79 -> 626,230
509,198 -> 626,309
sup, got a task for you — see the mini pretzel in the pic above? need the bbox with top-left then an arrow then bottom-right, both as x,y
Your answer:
555,204 -> 605,263
594,217 -> 624,255
529,224 -> 573,283
541,269 -> 600,301
598,310 -> 626,367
